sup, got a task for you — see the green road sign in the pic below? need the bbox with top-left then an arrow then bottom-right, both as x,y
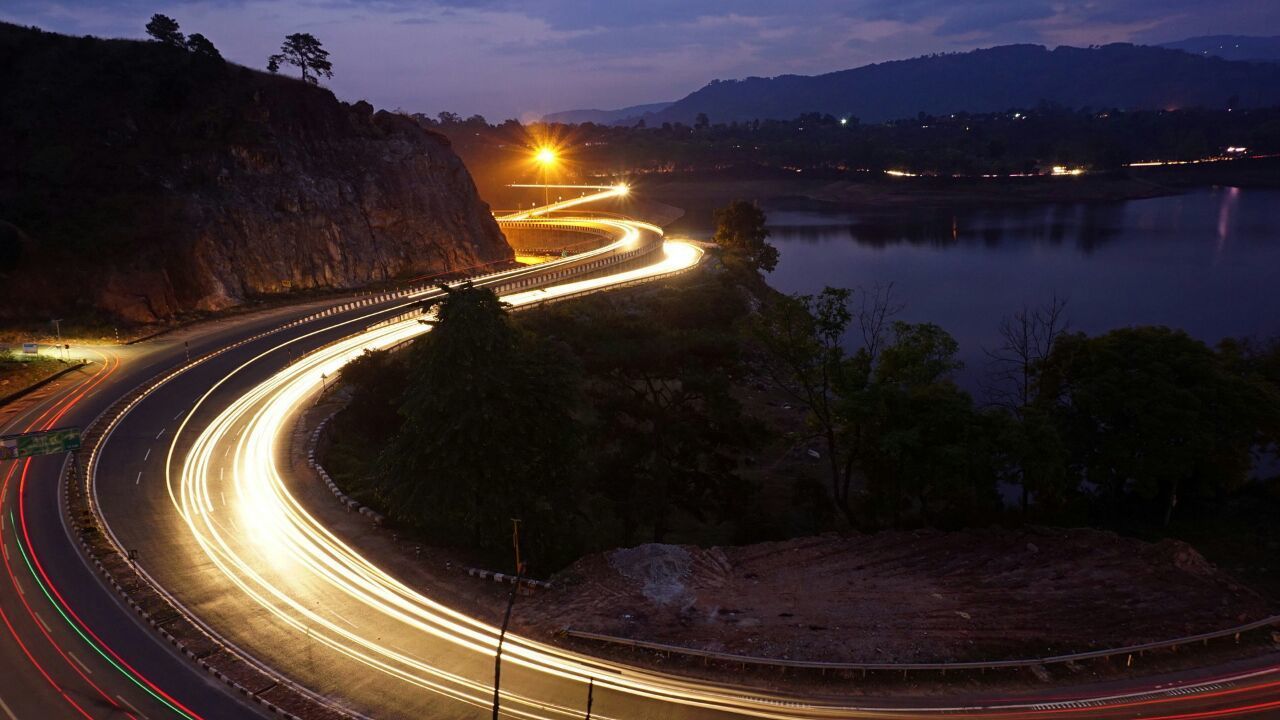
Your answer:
0,427 -> 82,460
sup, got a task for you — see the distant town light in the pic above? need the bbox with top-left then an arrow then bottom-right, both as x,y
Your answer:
1225,146 -> 1247,154
840,117 -> 848,125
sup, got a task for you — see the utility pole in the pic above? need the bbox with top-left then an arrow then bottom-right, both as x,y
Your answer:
492,518 -> 524,720
585,677 -> 594,719
51,318 -> 65,361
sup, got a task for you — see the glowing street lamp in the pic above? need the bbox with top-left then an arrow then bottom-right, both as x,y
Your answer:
534,147 -> 556,207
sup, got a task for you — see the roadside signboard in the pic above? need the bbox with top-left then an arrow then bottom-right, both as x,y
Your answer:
0,427 -> 82,460
21,343 -> 37,354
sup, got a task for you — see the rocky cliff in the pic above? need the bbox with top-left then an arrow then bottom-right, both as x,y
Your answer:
0,23 -> 511,323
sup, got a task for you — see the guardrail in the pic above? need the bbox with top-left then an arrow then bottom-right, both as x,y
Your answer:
566,614 -> 1280,675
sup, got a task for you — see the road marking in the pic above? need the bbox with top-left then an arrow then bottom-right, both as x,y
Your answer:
154,427 -> 166,440
115,694 -> 148,720
223,446 -> 230,458
219,467 -> 224,481
220,491 -> 226,507
34,612 -> 52,634
173,409 -> 185,421
143,448 -> 151,461
135,472 -> 142,485
67,650 -> 92,675
0,694 -> 17,720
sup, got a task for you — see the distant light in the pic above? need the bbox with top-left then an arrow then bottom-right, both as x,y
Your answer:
614,183 -> 630,195
1225,146 -> 1247,154
840,118 -> 848,125
535,147 -> 556,165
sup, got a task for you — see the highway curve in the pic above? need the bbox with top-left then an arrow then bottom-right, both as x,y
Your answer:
74,196 -> 1280,719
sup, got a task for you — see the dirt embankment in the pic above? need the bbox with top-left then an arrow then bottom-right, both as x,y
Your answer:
516,528 -> 1271,664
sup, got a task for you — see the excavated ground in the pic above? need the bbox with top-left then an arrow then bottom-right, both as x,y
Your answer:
515,529 -> 1272,664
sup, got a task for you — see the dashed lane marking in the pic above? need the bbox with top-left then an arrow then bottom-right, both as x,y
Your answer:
115,694 -> 148,720
135,472 -> 142,485
67,651 -> 92,675
143,448 -> 150,461
0,694 -> 17,720
154,427 -> 166,440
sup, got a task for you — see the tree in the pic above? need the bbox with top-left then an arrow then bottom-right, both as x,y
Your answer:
184,33 -> 223,62
145,14 -> 185,48
753,287 -> 858,524
1040,327 -> 1275,527
377,283 -> 581,569
520,280 -> 760,546
983,294 -> 1070,514
713,200 -> 779,273
267,33 -> 334,85
695,112 -> 710,130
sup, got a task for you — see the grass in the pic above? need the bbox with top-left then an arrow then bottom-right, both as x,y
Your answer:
0,351 -> 74,401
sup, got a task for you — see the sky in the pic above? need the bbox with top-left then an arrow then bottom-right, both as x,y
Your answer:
4,1 -> 1277,120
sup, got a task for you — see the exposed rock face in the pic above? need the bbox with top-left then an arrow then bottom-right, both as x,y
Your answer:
0,23 -> 510,323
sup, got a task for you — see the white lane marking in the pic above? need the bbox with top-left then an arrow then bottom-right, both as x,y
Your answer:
219,467 -> 224,481
223,446 -> 230,458
1,513 -> 4,531
115,694 -> 148,720
143,448 -> 151,461
154,427 -> 166,440
220,491 -> 226,507
173,409 -> 185,421
67,650 -> 93,675
34,612 -> 52,634
328,607 -> 359,629
0,694 -> 17,720
135,472 -> 142,485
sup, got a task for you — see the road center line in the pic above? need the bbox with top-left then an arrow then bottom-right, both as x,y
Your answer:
67,650 -> 93,675
173,409 -> 185,421
115,694 -> 148,720
143,448 -> 151,461
34,612 -> 53,634
135,472 -> 142,485
154,427 -> 166,440
0,694 -> 17,720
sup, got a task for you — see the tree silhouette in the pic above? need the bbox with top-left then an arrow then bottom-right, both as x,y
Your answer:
144,14 -> 185,49
267,33 -> 333,85
184,33 -> 222,62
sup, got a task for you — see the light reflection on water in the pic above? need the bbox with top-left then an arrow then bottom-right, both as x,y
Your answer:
759,188 -> 1280,391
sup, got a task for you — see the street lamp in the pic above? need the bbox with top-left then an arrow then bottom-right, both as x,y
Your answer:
534,147 -> 556,207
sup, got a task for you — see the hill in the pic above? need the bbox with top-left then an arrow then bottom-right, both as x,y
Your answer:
636,43 -> 1280,126
541,101 -> 672,126
1161,35 -> 1280,63
0,23 -> 510,324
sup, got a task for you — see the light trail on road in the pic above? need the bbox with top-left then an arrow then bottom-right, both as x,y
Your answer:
87,193 -> 1278,720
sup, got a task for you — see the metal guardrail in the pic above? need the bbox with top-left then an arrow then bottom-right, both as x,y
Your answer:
566,614 -> 1280,673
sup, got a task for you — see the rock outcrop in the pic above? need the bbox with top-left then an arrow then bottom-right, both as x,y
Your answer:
0,23 -> 511,323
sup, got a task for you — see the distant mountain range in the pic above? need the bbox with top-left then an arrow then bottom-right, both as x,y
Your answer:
540,101 -> 672,125
1159,35 -> 1280,63
547,41 -> 1280,127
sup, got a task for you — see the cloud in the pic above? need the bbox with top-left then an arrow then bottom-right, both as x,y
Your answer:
2,0 -> 1275,118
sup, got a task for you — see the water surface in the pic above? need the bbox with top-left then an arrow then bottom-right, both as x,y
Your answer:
752,188 -> 1280,389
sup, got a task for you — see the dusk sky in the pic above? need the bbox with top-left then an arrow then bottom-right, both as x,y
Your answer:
4,1 -> 1277,120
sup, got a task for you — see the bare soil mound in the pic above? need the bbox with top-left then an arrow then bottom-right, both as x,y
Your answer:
516,528 -> 1271,663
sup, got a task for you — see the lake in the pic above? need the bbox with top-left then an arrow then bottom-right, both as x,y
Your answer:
735,188 -> 1280,391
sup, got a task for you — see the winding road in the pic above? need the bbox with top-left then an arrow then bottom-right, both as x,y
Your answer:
3,191 -> 1277,719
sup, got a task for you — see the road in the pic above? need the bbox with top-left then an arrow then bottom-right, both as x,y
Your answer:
0,297 -> 376,719
5,192 -> 1276,719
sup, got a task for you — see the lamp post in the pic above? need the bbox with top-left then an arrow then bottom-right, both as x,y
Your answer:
535,147 -> 556,208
